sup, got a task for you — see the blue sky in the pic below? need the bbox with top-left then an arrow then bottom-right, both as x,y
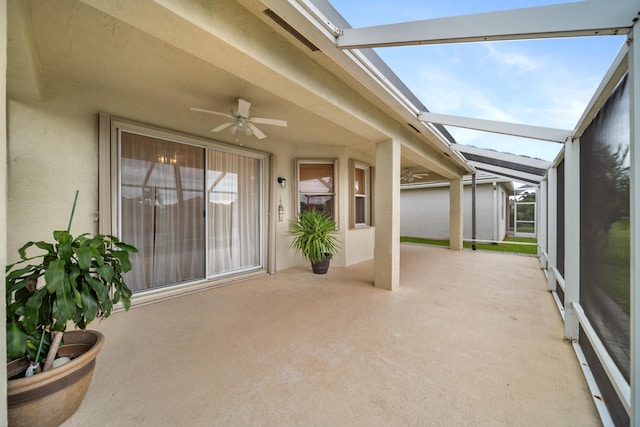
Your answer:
329,0 -> 627,161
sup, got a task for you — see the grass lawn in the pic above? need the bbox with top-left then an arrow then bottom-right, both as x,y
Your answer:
400,236 -> 538,255
600,219 -> 630,315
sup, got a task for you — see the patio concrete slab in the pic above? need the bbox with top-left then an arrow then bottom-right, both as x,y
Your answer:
62,244 -> 599,426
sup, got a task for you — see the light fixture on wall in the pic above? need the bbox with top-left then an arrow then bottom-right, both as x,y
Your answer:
277,177 -> 287,188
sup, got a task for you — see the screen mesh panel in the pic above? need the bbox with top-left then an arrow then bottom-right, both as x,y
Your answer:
579,73 -> 630,425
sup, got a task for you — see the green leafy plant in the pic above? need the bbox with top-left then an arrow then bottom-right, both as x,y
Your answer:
6,230 -> 137,371
289,209 -> 340,264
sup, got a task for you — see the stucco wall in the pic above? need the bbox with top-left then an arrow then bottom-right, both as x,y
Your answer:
6,0 -> 392,276
401,186 -> 450,239
271,142 -> 375,270
400,183 -> 508,241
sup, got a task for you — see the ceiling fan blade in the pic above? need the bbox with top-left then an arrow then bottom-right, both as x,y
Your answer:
247,122 -> 266,139
190,107 -> 234,119
211,122 -> 234,132
236,98 -> 251,118
250,117 -> 287,127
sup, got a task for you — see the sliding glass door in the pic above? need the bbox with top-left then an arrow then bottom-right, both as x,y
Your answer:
119,130 -> 264,292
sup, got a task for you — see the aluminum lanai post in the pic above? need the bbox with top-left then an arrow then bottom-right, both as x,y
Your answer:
539,178 -> 548,267
629,20 -> 640,427
547,167 -> 557,292
564,137 -> 580,341
472,174 -> 477,250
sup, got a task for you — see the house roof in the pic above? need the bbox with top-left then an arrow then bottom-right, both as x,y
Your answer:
400,171 -> 514,191
451,144 -> 551,185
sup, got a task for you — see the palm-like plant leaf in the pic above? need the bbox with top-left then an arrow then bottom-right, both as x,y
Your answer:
289,209 -> 340,264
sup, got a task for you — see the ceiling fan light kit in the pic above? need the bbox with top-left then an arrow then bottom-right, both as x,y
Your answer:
190,98 -> 287,140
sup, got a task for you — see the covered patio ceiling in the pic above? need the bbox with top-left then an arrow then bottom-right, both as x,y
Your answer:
8,0 -> 471,182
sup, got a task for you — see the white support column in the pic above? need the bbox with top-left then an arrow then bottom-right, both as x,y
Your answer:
538,178 -> 548,267
629,23 -> 640,427
374,139 -> 400,290
564,137 -> 580,340
547,167 -> 558,292
449,177 -> 464,251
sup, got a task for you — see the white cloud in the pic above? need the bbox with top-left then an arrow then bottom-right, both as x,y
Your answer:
482,44 -> 540,73
414,67 -> 519,123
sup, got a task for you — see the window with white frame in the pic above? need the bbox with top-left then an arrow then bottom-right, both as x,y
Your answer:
351,160 -> 372,227
297,159 -> 336,219
102,118 -> 267,293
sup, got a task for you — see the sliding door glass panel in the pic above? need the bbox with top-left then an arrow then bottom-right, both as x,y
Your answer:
120,132 -> 205,291
207,151 -> 261,275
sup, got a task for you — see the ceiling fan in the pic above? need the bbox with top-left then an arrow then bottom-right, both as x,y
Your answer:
190,98 -> 287,140
401,168 -> 430,183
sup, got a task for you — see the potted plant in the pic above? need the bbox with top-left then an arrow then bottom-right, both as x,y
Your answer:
288,209 -> 340,274
5,193 -> 137,427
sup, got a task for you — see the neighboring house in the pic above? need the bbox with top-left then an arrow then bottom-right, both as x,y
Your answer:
401,173 -> 513,242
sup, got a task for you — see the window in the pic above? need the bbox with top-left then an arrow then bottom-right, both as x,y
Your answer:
102,117 -> 267,294
351,160 -> 372,227
297,160 -> 336,218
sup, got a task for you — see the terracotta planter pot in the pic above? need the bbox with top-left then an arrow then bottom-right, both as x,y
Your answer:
7,330 -> 105,427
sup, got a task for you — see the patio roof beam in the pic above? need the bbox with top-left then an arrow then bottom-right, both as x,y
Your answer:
462,152 -> 548,177
337,1 -> 636,49
450,143 -> 552,170
574,40 -> 629,138
418,112 -> 572,143
469,163 -> 542,185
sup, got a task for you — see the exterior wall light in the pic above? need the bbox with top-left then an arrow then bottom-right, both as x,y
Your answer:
278,177 -> 287,188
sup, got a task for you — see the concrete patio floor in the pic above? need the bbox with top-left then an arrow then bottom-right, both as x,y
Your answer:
63,244 -> 599,426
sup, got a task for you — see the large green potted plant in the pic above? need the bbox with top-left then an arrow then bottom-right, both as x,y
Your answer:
288,209 -> 340,274
5,193 -> 137,427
